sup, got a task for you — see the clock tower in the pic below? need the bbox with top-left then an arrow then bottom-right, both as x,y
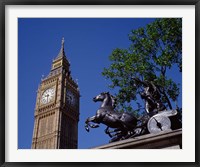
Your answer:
31,38 -> 80,149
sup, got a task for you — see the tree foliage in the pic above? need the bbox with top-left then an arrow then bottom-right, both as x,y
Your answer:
102,18 -> 182,114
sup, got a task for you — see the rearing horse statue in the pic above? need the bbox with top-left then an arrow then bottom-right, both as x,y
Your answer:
85,92 -> 139,142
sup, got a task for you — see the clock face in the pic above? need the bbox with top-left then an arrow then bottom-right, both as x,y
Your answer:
66,90 -> 76,106
41,87 -> 55,104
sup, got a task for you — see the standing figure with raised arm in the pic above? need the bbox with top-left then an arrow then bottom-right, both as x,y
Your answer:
133,78 -> 166,114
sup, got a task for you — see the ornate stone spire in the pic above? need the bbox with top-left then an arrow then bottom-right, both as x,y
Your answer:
56,37 -> 66,59
51,37 -> 70,72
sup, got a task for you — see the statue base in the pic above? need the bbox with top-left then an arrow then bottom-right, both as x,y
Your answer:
92,129 -> 182,149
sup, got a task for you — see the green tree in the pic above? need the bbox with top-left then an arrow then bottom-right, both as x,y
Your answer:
102,18 -> 182,115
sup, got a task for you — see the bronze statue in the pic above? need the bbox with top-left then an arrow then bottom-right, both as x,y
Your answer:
85,79 -> 181,143
133,78 -> 166,114
85,92 -> 148,142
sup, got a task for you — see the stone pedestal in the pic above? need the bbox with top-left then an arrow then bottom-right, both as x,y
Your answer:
93,129 -> 182,149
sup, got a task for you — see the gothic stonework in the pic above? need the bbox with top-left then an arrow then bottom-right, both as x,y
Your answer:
32,38 -> 80,149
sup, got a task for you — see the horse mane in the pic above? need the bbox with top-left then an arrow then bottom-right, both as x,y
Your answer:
101,92 -> 117,109
110,95 -> 117,108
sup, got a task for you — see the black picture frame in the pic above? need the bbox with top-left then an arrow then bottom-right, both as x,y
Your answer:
1,0 -> 199,167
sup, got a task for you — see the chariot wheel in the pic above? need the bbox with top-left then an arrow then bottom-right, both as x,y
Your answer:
147,114 -> 171,134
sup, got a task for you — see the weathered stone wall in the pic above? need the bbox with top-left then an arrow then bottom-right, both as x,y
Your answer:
93,129 -> 182,149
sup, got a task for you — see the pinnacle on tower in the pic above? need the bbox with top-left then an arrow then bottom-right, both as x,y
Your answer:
51,37 -> 70,72
56,37 -> 66,59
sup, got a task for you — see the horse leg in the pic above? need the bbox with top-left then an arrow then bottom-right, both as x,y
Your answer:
129,126 -> 148,138
105,127 -> 121,138
85,116 -> 100,132
104,127 -> 112,138
106,115 -> 130,140
106,127 -> 129,142
109,131 -> 125,143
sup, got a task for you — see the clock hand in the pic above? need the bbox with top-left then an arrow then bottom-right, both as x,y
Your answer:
45,94 -> 49,102
153,117 -> 162,131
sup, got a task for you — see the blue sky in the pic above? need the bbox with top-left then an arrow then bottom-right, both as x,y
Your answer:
18,18 -> 181,149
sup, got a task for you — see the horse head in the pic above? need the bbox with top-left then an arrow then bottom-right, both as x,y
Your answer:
93,92 -> 118,109
93,92 -> 110,102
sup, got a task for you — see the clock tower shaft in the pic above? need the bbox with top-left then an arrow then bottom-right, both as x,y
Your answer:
32,38 -> 80,149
